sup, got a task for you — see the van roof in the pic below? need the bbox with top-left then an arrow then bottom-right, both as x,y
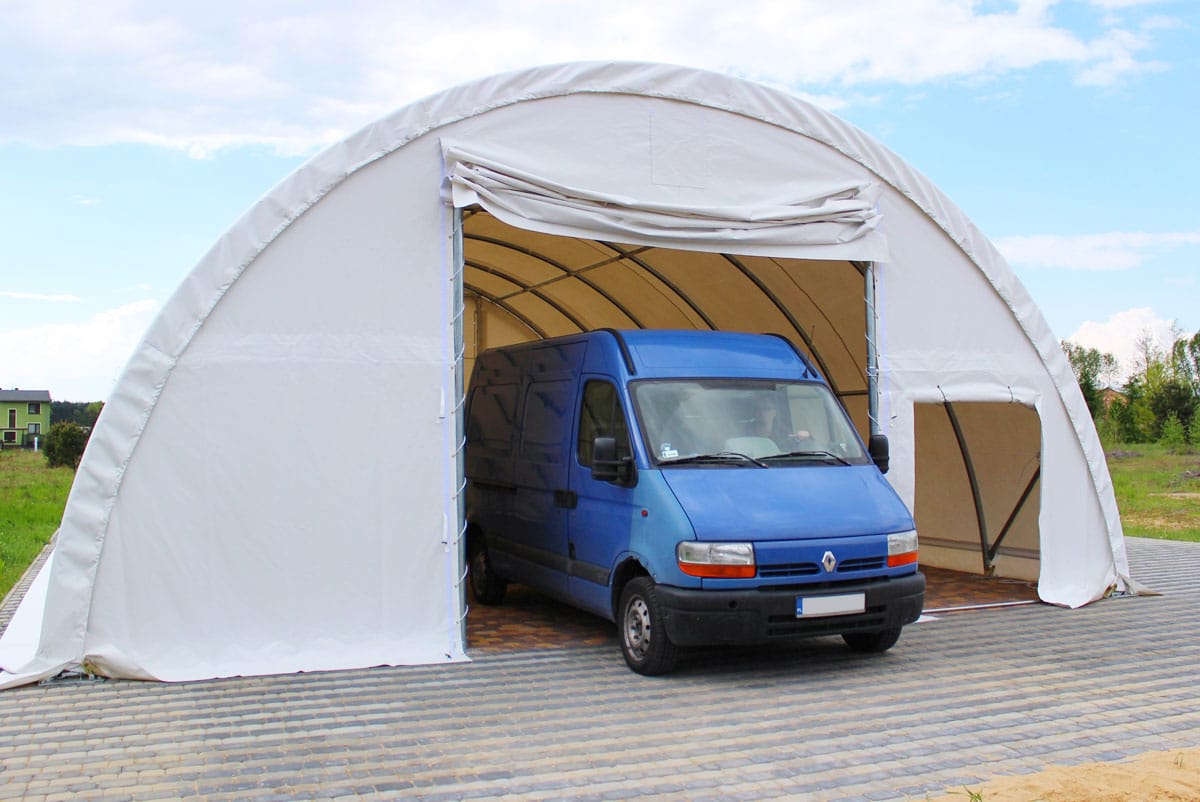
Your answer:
615,330 -> 817,379
472,330 -> 821,381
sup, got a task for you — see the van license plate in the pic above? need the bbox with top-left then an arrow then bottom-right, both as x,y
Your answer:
796,593 -> 865,618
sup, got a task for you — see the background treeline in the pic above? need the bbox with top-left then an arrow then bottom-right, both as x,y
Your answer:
1065,329 -> 1200,448
50,401 -> 104,428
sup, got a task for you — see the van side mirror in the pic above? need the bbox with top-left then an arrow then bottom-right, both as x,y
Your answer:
868,434 -> 890,474
592,436 -> 634,485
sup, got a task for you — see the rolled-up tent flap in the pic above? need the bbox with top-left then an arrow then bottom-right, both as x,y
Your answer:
443,143 -> 889,261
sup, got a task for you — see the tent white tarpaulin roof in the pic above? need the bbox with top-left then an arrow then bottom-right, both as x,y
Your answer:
0,62 -> 1131,689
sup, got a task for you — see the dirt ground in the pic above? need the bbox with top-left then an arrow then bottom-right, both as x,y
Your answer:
927,748 -> 1200,801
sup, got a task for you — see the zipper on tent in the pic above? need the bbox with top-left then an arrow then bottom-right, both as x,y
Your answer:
862,261 -> 881,437
450,206 -> 470,649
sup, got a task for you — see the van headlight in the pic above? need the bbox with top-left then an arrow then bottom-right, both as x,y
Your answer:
677,541 -> 756,579
887,530 -> 919,567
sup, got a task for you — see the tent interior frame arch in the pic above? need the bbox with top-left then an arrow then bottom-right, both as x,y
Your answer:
460,207 -> 870,404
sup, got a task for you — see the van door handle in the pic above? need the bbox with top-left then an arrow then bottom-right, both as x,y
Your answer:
554,490 -> 578,509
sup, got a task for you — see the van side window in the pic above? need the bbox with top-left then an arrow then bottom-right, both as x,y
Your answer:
577,380 -> 631,467
466,384 -> 519,451
520,380 -> 573,464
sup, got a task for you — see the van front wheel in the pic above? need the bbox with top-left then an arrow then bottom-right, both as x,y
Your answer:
842,627 -> 901,653
618,578 -> 678,675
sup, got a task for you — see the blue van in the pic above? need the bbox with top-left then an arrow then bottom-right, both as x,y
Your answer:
464,329 -> 924,674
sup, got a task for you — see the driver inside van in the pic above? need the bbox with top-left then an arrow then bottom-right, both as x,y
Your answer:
753,397 -> 812,449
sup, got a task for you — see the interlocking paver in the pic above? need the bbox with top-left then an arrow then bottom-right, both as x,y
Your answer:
0,538 -> 1198,800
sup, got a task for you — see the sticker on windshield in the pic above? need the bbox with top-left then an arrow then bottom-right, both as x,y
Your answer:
659,443 -> 679,459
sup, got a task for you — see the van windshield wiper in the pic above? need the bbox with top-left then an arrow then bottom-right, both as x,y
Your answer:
659,451 -> 769,468
762,450 -> 851,465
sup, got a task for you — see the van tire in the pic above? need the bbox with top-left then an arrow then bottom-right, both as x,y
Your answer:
618,577 -> 678,675
468,538 -> 507,605
842,627 -> 901,653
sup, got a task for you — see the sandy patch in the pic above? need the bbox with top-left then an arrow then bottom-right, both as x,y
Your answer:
927,748 -> 1200,801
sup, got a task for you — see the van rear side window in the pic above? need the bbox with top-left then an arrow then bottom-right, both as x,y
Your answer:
520,381 -> 573,464
466,384 -> 519,451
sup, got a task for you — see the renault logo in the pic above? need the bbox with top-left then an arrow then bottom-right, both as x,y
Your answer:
822,551 -> 837,573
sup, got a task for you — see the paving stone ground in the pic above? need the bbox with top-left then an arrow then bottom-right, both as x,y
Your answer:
1,537 -> 1197,801
465,564 -> 1040,654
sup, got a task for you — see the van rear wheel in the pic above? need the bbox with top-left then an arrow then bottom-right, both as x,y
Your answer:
618,577 -> 678,675
468,538 -> 507,605
842,627 -> 901,653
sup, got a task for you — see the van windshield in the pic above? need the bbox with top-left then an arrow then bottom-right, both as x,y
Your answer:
630,379 -> 870,466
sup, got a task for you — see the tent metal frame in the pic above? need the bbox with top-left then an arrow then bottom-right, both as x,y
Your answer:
462,213 -> 875,407
941,398 -> 1042,574
452,208 -> 470,649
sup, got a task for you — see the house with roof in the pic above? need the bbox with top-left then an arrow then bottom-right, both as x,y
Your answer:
1101,385 -> 1128,412
1,390 -> 52,449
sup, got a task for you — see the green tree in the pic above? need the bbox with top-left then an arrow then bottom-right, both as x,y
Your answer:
50,401 -> 104,427
1062,341 -> 1118,420
1173,331 -> 1200,395
1126,326 -> 1200,443
84,401 -> 105,427
1110,375 -> 1154,443
1160,413 -> 1187,450
43,421 -> 90,470
1150,379 -> 1196,440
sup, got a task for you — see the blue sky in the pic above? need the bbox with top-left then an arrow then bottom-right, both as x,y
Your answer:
1,0 -> 1196,400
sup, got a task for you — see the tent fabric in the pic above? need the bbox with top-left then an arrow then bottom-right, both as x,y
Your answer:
0,552 -> 56,674
444,144 -> 889,260
0,61 -> 1129,690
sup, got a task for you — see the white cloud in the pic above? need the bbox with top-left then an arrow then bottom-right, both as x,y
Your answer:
0,291 -> 83,302
0,300 -> 158,400
1075,27 -> 1166,86
1067,307 -> 1190,381
995,231 -> 1200,271
1085,0 -> 1160,9
0,1 -> 1177,155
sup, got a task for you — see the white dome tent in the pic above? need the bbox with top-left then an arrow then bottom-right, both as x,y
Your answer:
0,62 -> 1130,688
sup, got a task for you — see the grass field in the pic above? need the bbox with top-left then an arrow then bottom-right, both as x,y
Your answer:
1,442 -> 1198,602
1106,443 -> 1200,542
0,449 -> 74,602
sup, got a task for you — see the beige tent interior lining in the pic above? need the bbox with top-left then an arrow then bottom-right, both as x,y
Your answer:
462,208 -> 868,410
914,401 -> 1042,581
461,209 -> 1041,581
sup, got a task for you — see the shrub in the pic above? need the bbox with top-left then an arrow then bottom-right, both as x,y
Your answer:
1159,413 -> 1187,451
44,422 -> 90,470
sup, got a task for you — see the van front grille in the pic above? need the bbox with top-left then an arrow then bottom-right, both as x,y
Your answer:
837,557 -> 885,572
758,562 -> 821,578
758,556 -> 885,578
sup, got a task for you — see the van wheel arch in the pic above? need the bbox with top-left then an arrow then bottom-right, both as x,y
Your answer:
610,558 -> 651,621
618,577 -> 679,675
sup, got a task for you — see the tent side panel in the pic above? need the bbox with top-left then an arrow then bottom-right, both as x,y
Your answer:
876,191 -> 1118,605
80,140 -> 465,680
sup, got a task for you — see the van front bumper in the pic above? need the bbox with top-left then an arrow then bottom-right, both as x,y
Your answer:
655,572 -> 925,647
